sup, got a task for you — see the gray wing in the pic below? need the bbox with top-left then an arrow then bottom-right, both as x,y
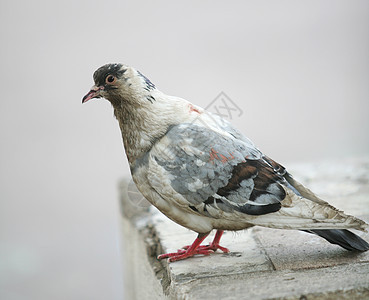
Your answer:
148,123 -> 287,218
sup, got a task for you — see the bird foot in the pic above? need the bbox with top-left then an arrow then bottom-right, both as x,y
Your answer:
182,243 -> 230,253
157,243 -> 229,262
157,230 -> 229,262
158,247 -> 214,262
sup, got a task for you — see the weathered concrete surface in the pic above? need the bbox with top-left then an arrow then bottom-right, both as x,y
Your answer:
173,263 -> 369,300
120,216 -> 167,300
254,223 -> 369,271
119,157 -> 369,299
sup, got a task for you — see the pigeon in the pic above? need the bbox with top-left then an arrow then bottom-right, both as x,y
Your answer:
83,63 -> 369,262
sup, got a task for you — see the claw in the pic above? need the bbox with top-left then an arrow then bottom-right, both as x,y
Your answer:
157,230 -> 229,262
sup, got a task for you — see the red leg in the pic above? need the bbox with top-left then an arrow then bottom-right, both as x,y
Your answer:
158,230 -> 230,262
158,233 -> 212,262
207,230 -> 230,253
182,230 -> 229,253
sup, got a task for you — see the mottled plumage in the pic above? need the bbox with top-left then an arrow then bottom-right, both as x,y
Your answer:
83,63 -> 369,262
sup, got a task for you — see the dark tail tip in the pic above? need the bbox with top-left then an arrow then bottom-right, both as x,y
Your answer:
307,229 -> 369,252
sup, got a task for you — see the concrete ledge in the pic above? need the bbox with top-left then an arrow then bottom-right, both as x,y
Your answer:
119,157 -> 369,300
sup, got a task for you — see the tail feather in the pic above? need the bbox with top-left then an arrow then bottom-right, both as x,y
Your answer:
306,229 -> 369,252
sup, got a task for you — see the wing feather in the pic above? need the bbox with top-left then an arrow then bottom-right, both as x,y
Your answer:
148,123 -> 287,217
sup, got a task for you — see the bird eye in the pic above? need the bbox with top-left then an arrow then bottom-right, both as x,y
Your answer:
105,75 -> 116,84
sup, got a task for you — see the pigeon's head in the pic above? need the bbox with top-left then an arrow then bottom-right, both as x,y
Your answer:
82,63 -> 156,107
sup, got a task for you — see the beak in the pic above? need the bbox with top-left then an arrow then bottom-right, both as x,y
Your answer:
82,86 -> 104,103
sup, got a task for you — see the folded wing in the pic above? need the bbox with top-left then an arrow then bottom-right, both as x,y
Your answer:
148,123 -> 288,218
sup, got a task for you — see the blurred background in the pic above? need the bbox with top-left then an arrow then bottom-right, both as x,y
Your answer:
0,1 -> 368,299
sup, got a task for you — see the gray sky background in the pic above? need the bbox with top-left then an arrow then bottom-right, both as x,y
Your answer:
1,1 -> 368,299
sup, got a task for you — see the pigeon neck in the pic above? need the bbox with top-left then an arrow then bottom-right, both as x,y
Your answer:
113,93 -> 184,165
